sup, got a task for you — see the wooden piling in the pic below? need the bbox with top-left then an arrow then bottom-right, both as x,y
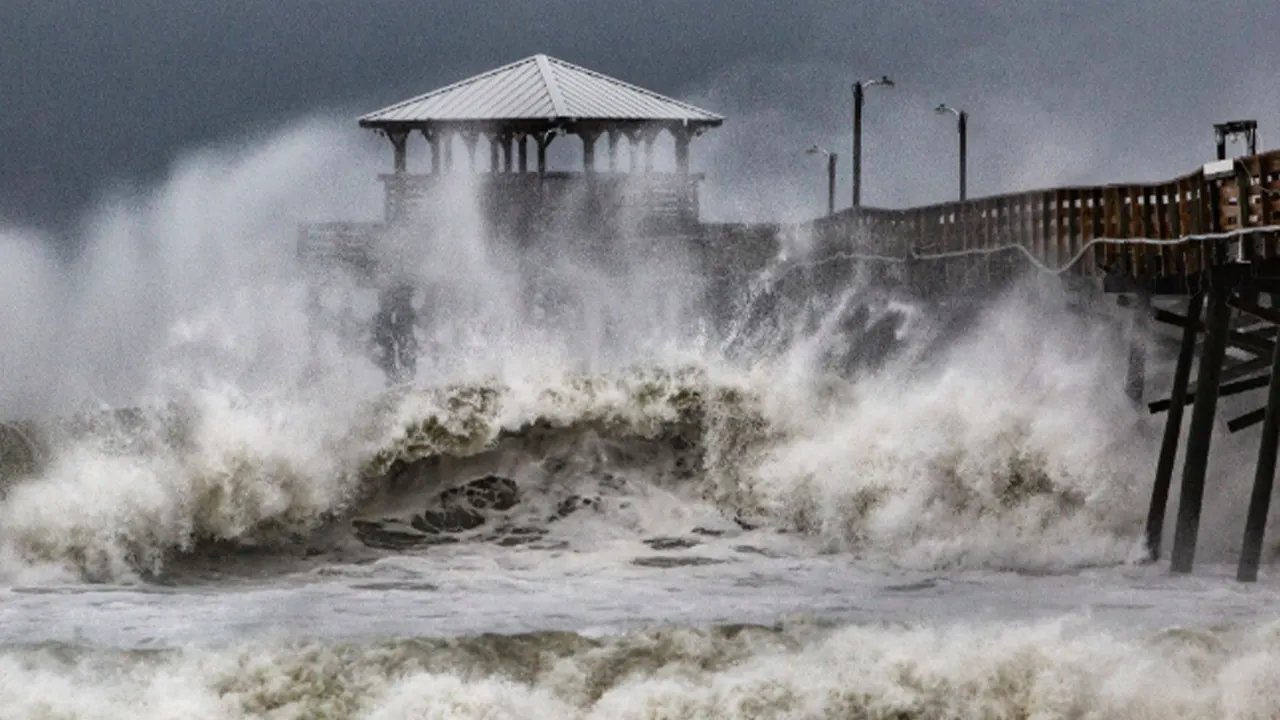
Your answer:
1125,293 -> 1150,404
1238,301 -> 1280,582
1171,282 -> 1233,573
1146,292 -> 1203,560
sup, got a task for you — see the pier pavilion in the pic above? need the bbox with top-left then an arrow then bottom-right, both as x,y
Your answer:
357,53 -> 722,234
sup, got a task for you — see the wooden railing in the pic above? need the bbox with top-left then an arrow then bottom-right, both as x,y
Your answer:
813,149 -> 1280,283
379,171 -> 703,233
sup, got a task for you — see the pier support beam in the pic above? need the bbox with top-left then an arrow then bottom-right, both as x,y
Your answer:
1125,293 -> 1150,404
1171,282 -> 1233,573
1238,297 -> 1280,582
1146,292 -> 1203,560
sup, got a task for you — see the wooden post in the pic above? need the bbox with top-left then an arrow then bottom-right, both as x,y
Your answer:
488,134 -> 500,173
536,131 -> 555,175
643,128 -> 659,173
461,131 -> 479,173
1146,292 -> 1203,560
674,127 -> 691,177
503,133 -> 514,174
608,131 -> 619,173
626,131 -> 642,172
1171,281 -> 1233,573
580,130 -> 599,174
1125,292 -> 1150,403
517,134 -> 529,174
1238,296 -> 1280,582
424,129 -> 440,175
388,129 -> 409,174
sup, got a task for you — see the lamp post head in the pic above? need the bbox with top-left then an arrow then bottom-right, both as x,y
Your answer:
855,76 -> 895,92
806,144 -> 831,157
935,103 -> 961,117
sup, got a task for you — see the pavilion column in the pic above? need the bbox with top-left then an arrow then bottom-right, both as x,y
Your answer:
536,131 -> 556,176
673,126 -> 692,177
422,128 -> 441,174
625,130 -> 642,173
387,129 -> 409,174
461,131 -> 479,172
642,126 -> 661,173
517,133 -> 529,174
443,131 -> 454,172
608,131 -> 620,173
503,133 -> 514,173
488,134 -> 500,173
580,129 -> 601,174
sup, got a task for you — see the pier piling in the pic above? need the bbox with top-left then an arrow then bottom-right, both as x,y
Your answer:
1238,298 -> 1280,581
1171,282 -> 1233,573
1146,293 -> 1204,561
1125,293 -> 1150,404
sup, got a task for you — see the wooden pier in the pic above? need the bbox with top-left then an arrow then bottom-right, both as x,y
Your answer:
806,148 -> 1280,581
809,149 -> 1280,293
297,52 -> 1280,581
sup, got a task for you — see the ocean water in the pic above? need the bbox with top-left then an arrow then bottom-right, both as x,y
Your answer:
2,122 -> 1280,719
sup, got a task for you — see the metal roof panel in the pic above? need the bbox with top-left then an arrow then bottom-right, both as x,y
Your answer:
361,54 -> 721,126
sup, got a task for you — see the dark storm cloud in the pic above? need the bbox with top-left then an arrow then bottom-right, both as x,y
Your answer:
2,1 -> 1278,230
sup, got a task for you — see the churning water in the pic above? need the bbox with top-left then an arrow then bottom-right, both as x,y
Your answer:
2,122 -> 1280,718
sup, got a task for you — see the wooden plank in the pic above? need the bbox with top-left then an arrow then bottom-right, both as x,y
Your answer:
1043,191 -> 1055,270
1154,185 -> 1169,276
1068,190 -> 1081,275
1085,188 -> 1095,274
1031,192 -> 1044,268
1057,190 -> 1070,272
1263,154 -> 1280,259
1108,186 -> 1125,275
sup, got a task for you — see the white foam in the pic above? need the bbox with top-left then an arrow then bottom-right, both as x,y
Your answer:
5,617 -> 1280,719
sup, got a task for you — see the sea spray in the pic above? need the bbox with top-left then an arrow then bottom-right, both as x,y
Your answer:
0,295 -> 1161,579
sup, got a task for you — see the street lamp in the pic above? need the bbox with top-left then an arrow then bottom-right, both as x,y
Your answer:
807,144 -> 838,216
935,103 -> 967,201
852,75 -> 894,208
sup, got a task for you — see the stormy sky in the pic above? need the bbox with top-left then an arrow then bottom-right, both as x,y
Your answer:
3,0 -> 1278,234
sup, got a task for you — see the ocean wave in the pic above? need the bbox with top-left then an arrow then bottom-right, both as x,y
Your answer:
0,306 -> 1156,582
4,618 -> 1279,719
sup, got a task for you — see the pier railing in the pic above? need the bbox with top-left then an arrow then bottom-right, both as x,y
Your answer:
813,149 -> 1280,285
380,171 -> 702,233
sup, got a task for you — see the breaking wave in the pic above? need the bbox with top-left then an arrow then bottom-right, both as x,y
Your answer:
4,619 -> 1279,719
0,280 -> 1157,581
0,122 -> 1167,585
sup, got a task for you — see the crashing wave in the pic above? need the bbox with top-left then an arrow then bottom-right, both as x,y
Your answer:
0,314 -> 1154,581
4,619 -> 1279,718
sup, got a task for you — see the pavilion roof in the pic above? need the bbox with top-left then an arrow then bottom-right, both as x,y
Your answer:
359,54 -> 722,130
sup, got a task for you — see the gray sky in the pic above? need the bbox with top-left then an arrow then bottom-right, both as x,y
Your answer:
3,1 -> 1278,233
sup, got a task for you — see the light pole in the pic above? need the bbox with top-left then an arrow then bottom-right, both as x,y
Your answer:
807,145 -> 838,216
935,103 -> 967,201
852,75 -> 894,208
